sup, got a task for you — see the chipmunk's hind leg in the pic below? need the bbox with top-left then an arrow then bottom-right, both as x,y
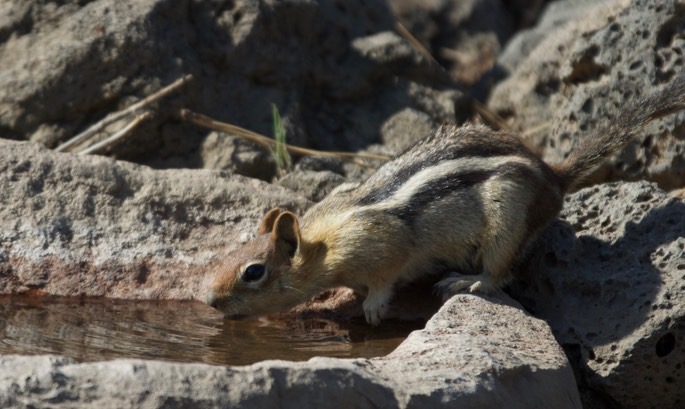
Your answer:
437,196 -> 526,300
437,231 -> 522,300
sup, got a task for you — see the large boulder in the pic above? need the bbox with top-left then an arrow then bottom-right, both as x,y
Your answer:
512,181 -> 685,409
0,138 -> 310,299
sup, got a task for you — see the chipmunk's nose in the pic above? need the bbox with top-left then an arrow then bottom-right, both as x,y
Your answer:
206,291 -> 217,308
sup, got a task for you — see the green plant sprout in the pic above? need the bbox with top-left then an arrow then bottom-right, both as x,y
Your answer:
271,104 -> 292,177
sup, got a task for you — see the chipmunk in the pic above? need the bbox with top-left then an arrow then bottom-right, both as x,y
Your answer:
206,77 -> 685,325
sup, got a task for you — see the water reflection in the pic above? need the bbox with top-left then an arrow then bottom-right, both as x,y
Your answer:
0,296 -> 423,366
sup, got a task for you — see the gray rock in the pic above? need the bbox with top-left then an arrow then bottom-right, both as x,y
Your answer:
0,139 -> 310,300
489,0 -> 685,189
488,0 -> 626,134
495,0 -> 605,75
380,108 -> 437,154
197,131 -> 276,181
276,170 -> 347,203
0,294 -> 581,409
0,0 -> 469,176
388,0 -> 546,87
512,181 -> 685,409
295,155 -> 346,175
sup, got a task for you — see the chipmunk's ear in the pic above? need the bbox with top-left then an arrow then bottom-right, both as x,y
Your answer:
272,211 -> 301,258
258,208 -> 282,234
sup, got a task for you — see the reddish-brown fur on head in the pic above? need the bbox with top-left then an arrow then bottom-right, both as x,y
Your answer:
207,208 -> 318,317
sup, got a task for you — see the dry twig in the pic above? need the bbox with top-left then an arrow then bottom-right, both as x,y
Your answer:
179,109 -> 391,162
394,21 -> 511,132
521,121 -> 551,138
78,112 -> 152,155
55,75 -> 193,153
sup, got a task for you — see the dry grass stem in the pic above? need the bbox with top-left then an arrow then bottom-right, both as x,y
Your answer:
521,122 -> 551,138
55,75 -> 193,152
394,22 -> 442,67
179,109 -> 391,162
78,112 -> 152,155
472,101 -> 510,131
394,21 -> 510,131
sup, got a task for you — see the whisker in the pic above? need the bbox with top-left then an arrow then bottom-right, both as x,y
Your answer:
283,285 -> 305,295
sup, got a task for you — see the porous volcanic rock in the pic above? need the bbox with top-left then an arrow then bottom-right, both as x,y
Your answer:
512,181 -> 685,409
0,294 -> 581,409
489,0 -> 685,190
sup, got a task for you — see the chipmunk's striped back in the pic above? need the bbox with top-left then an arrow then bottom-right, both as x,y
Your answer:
353,125 -> 563,232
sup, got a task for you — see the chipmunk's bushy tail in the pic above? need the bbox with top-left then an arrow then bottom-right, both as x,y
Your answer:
555,76 -> 685,193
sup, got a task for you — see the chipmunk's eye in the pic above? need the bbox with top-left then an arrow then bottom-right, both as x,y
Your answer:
242,264 -> 267,283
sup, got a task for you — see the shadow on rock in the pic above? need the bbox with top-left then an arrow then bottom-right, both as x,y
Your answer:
509,181 -> 685,409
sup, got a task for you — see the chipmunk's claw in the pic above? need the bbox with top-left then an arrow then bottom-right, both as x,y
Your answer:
364,307 -> 383,326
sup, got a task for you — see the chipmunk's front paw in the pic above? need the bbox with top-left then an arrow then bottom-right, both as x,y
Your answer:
364,305 -> 384,326
436,273 -> 496,301
362,288 -> 391,326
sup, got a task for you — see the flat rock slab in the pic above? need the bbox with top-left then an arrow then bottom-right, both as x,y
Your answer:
0,294 -> 581,409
